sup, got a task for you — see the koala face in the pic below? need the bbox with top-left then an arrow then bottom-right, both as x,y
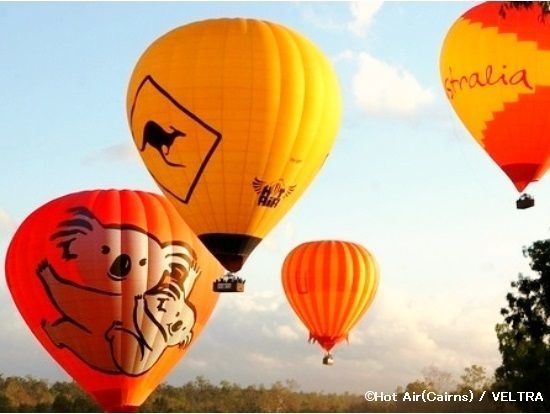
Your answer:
50,207 -> 198,295
70,227 -> 157,294
143,281 -> 195,346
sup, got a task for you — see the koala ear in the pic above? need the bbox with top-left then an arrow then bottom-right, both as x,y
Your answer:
165,242 -> 200,297
164,242 -> 196,271
49,206 -> 100,260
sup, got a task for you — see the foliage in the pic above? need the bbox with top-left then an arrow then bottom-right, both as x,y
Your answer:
0,367 -> 515,413
495,239 -> 550,412
420,366 -> 455,392
456,365 -> 492,395
499,1 -> 550,19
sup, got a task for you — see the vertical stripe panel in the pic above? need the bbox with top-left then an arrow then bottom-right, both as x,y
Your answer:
331,242 -> 357,336
281,240 -> 379,349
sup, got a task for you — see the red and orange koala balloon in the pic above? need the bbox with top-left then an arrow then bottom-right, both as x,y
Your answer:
5,189 -> 224,412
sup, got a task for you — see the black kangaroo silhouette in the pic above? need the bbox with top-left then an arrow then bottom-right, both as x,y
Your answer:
141,120 -> 186,168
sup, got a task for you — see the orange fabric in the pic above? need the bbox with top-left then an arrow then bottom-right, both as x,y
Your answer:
5,189 -> 224,411
281,241 -> 379,353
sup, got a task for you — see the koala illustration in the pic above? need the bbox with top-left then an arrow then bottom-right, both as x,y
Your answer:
37,206 -> 201,375
141,262 -> 200,349
106,262 -> 201,375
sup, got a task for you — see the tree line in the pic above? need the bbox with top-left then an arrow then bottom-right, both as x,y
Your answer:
0,367 -> 515,412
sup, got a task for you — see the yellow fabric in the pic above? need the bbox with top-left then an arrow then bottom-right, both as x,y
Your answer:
127,18 -> 342,240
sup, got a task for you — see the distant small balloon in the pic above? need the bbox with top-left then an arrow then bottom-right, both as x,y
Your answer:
281,240 -> 379,364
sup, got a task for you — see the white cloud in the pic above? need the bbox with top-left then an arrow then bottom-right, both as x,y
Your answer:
354,286 -> 501,390
262,323 -> 301,343
183,357 -> 208,369
0,208 -> 17,237
300,4 -> 345,33
247,352 -> 289,370
262,222 -> 296,253
82,142 -> 140,165
300,2 -> 382,39
0,286 -> 70,382
221,291 -> 283,314
333,49 -> 356,65
353,52 -> 435,118
276,324 -> 301,341
348,1 -> 384,37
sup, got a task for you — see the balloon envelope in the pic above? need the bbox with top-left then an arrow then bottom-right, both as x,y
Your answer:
127,18 -> 342,272
281,240 -> 379,357
5,189 -> 224,412
440,2 -> 550,192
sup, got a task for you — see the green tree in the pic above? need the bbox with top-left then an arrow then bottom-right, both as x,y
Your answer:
421,366 -> 455,393
495,239 -> 550,412
456,365 -> 492,394
499,1 -> 550,18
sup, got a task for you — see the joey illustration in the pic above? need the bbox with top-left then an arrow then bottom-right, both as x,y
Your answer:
37,206 -> 201,375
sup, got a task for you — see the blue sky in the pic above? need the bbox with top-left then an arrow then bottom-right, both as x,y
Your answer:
2,1 -> 550,396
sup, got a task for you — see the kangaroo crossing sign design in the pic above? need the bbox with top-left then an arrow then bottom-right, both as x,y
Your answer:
129,76 -> 222,204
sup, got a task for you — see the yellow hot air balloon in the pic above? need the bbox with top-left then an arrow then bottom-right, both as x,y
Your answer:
127,18 -> 342,285
440,2 -> 550,209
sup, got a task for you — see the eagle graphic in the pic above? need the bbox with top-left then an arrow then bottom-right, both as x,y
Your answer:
252,177 -> 296,198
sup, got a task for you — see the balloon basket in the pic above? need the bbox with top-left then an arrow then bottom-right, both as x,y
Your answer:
516,193 -> 534,209
322,353 -> 334,366
213,273 -> 245,293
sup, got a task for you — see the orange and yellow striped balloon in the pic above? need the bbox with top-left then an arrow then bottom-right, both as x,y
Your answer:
127,18 -> 342,273
281,241 -> 379,362
440,2 -> 550,192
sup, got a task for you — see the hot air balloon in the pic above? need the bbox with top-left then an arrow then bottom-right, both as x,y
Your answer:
281,240 -> 379,365
5,189 -> 224,412
440,1 -> 550,209
126,18 -> 342,289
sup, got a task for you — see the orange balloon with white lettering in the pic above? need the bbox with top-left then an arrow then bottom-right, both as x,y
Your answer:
5,189 -> 224,412
440,2 -> 550,208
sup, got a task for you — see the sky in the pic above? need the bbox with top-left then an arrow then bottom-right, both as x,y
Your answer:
2,0 -> 550,398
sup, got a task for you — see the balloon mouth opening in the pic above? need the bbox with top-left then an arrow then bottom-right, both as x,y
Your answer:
500,162 -> 542,192
309,334 -> 348,353
216,254 -> 245,273
199,233 -> 262,272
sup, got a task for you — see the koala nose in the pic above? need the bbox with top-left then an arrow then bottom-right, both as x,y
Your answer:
109,254 -> 132,279
171,320 -> 183,333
